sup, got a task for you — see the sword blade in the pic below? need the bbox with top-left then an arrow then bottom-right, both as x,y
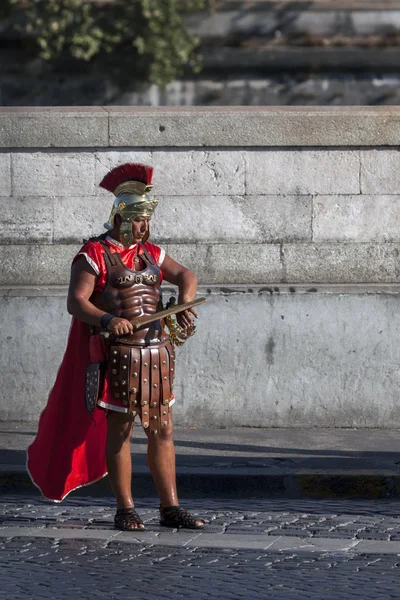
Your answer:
131,297 -> 207,330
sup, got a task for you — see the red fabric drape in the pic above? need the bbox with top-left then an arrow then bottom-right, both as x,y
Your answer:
27,319 -> 108,502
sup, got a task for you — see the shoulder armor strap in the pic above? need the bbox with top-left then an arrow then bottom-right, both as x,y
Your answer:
99,240 -> 118,268
140,243 -> 156,266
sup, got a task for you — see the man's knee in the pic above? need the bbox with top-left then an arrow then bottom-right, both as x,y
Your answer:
146,420 -> 174,442
107,412 -> 134,447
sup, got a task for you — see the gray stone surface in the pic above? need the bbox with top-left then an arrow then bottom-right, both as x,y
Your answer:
107,107 -> 400,148
2,496 -> 400,600
2,286 -> 400,426
313,195 -> 400,242
153,195 -> 312,243
13,153 -> 96,197
0,107 -> 108,148
162,243 -> 282,284
2,107 -> 400,148
0,295 -> 72,420
53,196 -> 110,244
0,245 -> 78,286
174,289 -> 400,427
152,150 -> 245,196
0,153 -> 10,196
0,196 -> 54,244
283,243 -> 400,283
361,150 -> 400,195
246,150 -> 360,195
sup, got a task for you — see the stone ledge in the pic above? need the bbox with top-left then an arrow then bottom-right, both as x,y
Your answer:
2,243 -> 400,285
2,107 -> 400,148
0,107 -> 108,148
1,284 -> 400,297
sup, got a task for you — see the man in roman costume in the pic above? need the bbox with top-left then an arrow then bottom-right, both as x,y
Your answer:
27,163 -> 205,531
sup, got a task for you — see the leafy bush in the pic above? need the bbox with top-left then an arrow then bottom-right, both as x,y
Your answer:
8,0 -> 214,86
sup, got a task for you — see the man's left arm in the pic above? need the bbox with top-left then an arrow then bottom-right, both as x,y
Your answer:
161,255 -> 198,329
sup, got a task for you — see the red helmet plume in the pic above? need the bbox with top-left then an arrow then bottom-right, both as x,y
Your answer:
100,163 -> 154,193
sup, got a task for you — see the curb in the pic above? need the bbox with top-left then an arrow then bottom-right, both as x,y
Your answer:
2,468 -> 400,500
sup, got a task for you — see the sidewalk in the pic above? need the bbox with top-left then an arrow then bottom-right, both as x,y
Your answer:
3,494 -> 400,600
2,422 -> 400,499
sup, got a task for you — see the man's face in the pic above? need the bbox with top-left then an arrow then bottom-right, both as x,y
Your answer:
131,216 -> 150,242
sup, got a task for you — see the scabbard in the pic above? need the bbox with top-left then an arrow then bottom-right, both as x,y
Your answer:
130,297 -> 206,331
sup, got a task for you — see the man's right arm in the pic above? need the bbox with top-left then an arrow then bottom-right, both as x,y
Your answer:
67,257 -> 134,336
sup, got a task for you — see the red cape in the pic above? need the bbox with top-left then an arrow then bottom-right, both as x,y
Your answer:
27,319 -> 108,502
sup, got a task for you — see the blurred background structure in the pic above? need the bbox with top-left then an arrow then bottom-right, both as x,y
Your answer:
3,0 -> 400,106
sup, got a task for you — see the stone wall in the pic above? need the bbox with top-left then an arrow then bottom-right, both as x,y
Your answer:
1,106 -> 400,427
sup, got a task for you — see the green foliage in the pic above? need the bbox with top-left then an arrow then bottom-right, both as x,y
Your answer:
8,0 -> 214,86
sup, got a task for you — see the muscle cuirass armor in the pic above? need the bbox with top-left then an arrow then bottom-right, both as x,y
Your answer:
90,242 -> 175,435
90,242 -> 169,345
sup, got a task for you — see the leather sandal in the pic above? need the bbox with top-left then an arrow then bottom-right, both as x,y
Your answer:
114,507 -> 145,531
159,505 -> 205,529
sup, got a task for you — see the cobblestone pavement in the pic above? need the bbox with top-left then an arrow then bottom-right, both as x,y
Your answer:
1,495 -> 400,599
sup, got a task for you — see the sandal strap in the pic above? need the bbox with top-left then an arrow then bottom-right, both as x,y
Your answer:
160,505 -> 204,528
115,507 -> 144,530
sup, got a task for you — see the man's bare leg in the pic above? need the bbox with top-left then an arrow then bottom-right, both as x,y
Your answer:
106,411 -> 144,529
145,413 -> 178,507
145,412 -> 204,528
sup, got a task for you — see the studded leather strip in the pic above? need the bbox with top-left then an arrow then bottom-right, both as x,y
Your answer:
129,347 -> 141,418
119,348 -> 130,407
168,343 -> 176,397
150,348 -> 161,435
141,348 -> 151,430
159,345 -> 171,428
110,346 -> 121,401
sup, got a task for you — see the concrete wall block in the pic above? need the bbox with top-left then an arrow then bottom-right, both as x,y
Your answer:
246,150 -> 360,195
152,195 -> 311,244
152,195 -> 256,243
0,153 -> 11,197
284,243 -> 400,283
313,195 -> 400,242
242,195 -> 312,242
361,150 -> 400,194
0,107 -> 108,148
164,243 -> 282,284
53,196 -> 111,243
94,151 -> 153,198
106,106 -> 400,148
0,245 -> 79,286
173,291 -> 400,428
0,196 -> 53,244
13,153 -> 96,197
151,150 -> 245,195
5,290 -> 400,426
0,295 -> 71,421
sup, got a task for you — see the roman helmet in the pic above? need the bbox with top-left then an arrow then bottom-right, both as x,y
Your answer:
100,162 -> 158,248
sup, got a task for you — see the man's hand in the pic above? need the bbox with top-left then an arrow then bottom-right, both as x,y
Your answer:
108,317 -> 134,336
177,307 -> 198,330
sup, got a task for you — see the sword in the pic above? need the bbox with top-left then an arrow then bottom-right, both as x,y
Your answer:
130,297 -> 206,330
